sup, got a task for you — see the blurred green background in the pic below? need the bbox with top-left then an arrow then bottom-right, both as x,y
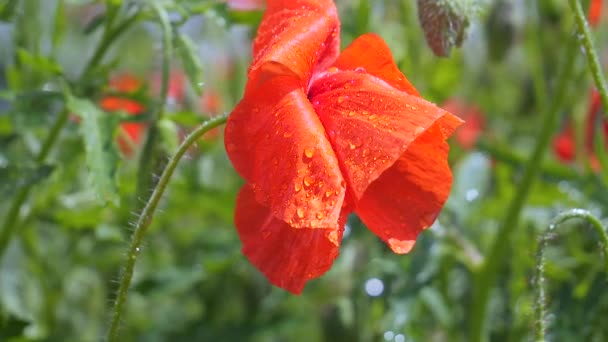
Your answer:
1,0 -> 608,341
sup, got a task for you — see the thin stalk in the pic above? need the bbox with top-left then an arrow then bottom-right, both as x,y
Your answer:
107,114 -> 228,341
0,109 -> 68,258
534,209 -> 608,341
568,0 -> 608,117
468,36 -> 579,342
135,2 -> 173,205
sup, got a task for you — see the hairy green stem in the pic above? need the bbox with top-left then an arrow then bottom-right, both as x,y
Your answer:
568,0 -> 608,117
534,209 -> 608,341
0,9 -> 137,261
135,3 -> 173,205
468,36 -> 579,342
107,114 -> 228,341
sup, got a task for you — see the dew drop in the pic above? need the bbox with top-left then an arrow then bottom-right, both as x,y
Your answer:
348,111 -> 356,117
354,67 -> 366,73
316,212 -> 324,219
414,126 -> 424,135
325,190 -> 333,198
368,114 -> 378,121
304,148 -> 315,158
294,182 -> 302,192
296,207 -> 305,218
303,175 -> 315,187
328,66 -> 338,73
283,131 -> 293,138
337,96 -> 346,104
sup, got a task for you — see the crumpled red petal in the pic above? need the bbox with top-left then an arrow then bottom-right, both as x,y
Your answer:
249,0 -> 340,87
225,75 -> 346,229
355,122 -> 453,253
235,184 -> 345,293
309,70 -> 462,200
332,33 -> 419,96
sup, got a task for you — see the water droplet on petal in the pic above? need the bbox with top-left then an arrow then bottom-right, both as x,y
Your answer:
325,190 -> 333,198
304,148 -> 315,158
337,96 -> 346,104
294,182 -> 302,192
415,126 -> 425,135
316,212 -> 324,219
296,207 -> 305,218
388,238 -> 416,254
368,114 -> 378,121
354,67 -> 366,73
348,111 -> 356,117
328,66 -> 339,73
283,131 -> 293,138
303,175 -> 315,187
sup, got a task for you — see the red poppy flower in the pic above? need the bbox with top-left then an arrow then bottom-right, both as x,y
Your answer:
224,0 -> 462,293
442,98 -> 484,150
589,0 -> 603,27
553,89 -> 607,168
101,73 -> 147,156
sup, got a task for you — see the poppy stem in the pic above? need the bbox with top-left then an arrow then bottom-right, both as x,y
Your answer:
107,113 -> 228,342
0,9 -> 138,262
568,0 -> 608,118
534,209 -> 608,341
135,2 -> 174,208
468,34 -> 579,342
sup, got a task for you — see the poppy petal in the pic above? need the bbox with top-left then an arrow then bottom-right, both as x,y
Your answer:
249,0 -> 340,86
235,184 -> 345,293
332,34 -> 419,96
225,75 -> 346,229
354,122 -> 453,253
309,70 -> 462,200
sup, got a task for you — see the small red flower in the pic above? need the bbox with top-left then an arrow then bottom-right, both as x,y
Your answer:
442,98 -> 484,150
224,0 -> 462,293
553,89 -> 607,168
589,0 -> 603,27
101,73 -> 146,156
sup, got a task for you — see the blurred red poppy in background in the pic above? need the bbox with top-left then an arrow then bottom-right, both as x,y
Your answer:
442,98 -> 485,150
224,0 -> 462,293
100,73 -> 146,157
589,0 -> 603,27
553,89 -> 607,169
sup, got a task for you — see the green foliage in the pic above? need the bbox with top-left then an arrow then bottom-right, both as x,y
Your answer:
0,0 -> 607,341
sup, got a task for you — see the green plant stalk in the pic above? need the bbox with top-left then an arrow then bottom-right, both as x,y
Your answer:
135,2 -> 173,205
534,209 -> 608,341
0,109 -> 68,257
107,114 -> 228,342
468,36 -> 579,342
0,10 -> 137,261
569,0 -> 608,116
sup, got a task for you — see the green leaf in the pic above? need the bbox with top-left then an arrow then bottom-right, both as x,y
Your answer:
593,120 -> 608,183
0,0 -> 18,21
419,286 -> 453,327
52,0 -> 66,49
16,48 -> 63,76
175,34 -> 204,95
445,152 -> 492,219
0,164 -> 55,196
66,95 -> 120,206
